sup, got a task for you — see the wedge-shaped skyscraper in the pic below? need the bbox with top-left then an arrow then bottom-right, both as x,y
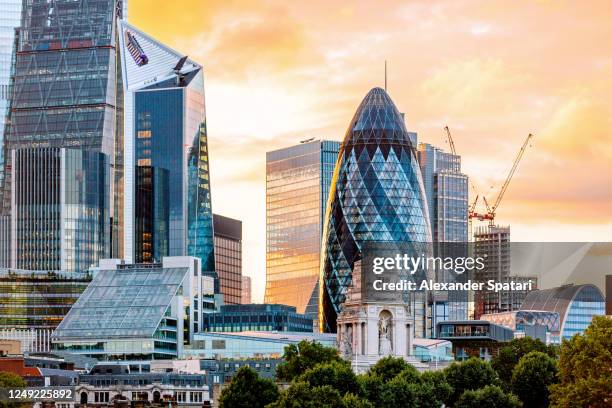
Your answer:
320,88 -> 431,333
118,20 -> 214,273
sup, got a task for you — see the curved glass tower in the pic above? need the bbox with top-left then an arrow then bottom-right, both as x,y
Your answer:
319,87 -> 431,333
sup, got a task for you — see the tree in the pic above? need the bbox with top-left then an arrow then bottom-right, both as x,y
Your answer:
492,337 -> 555,387
356,374 -> 385,407
342,393 -> 374,408
0,372 -> 28,408
511,351 -> 557,407
420,370 -> 453,407
218,366 -> 279,408
455,385 -> 521,408
298,361 -> 361,397
444,357 -> 501,405
267,382 -> 345,408
367,356 -> 411,382
549,316 -> 612,408
276,340 -> 344,382
379,376 -> 420,408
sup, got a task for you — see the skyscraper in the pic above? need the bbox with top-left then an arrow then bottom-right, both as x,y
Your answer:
417,143 -> 468,243
118,20 -> 215,273
320,88 -> 432,333
241,276 -> 252,304
265,140 -> 340,322
417,143 -> 469,332
1,0 -> 125,267
213,213 -> 242,305
0,0 -> 22,179
10,147 -> 109,271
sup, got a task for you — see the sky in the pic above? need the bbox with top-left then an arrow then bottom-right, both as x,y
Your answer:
130,0 -> 612,303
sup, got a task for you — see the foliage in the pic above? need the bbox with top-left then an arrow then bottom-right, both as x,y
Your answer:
267,382 -> 345,408
549,316 -> 612,408
420,370 -> 453,406
218,366 -> 279,408
444,357 -> 500,405
511,351 -> 557,408
379,376 -> 420,408
367,356 -> 411,382
492,337 -> 555,387
356,374 -> 385,407
298,361 -> 360,397
276,340 -> 344,382
342,393 -> 374,408
455,385 -> 522,408
0,372 -> 28,408
395,364 -> 421,384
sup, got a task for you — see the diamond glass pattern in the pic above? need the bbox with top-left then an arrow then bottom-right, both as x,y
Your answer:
319,88 -> 432,332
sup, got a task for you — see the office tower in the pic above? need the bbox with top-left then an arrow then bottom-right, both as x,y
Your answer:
320,88 -> 432,333
265,140 -> 340,322
118,21 -> 215,274
213,214 -> 242,305
0,0 -> 22,179
0,268 -> 91,352
417,143 -> 468,243
473,225 -> 511,318
417,143 -> 469,333
1,0 -> 124,265
11,148 -> 109,271
241,276 -> 252,304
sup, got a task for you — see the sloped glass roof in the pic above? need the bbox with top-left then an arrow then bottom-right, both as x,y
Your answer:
53,267 -> 188,340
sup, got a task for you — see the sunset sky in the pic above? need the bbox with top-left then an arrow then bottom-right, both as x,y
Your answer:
131,0 -> 612,302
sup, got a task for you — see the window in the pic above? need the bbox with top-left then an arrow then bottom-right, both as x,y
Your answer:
177,391 -> 187,402
137,130 -> 151,138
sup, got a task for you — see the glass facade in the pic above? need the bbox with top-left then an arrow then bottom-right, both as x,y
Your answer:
1,0 -> 124,261
10,148 -> 109,271
53,259 -> 203,360
520,284 -> 605,340
0,268 -> 90,330
120,21 -> 214,273
213,214 -> 242,305
135,166 -> 169,263
201,304 -> 312,333
0,0 -> 21,179
320,88 -> 432,333
265,140 -> 340,321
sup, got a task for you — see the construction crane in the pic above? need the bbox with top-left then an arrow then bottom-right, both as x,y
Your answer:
443,125 -> 457,155
470,133 -> 535,226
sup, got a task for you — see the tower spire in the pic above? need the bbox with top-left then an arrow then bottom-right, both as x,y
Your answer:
384,60 -> 387,92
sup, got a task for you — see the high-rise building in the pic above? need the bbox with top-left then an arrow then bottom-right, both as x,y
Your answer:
0,0 -> 22,178
213,214 -> 242,305
265,140 -> 340,322
201,304 -> 313,333
118,20 -> 215,274
241,276 -> 252,304
9,147 -> 109,271
417,143 -> 468,243
417,143 -> 470,334
320,88 -> 432,334
473,225 -> 511,318
1,0 -> 125,265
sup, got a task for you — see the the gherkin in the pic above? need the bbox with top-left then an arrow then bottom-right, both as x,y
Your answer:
319,87 -> 432,333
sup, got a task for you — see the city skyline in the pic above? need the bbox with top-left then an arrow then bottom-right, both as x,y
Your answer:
129,1 -> 612,303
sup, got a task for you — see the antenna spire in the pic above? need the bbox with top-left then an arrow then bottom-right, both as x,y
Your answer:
384,60 -> 387,92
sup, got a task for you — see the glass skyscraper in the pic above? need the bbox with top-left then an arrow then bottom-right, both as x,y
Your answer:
118,20 -> 214,273
0,0 -> 22,180
10,147 -> 109,271
320,88 -> 431,333
0,0 -> 124,267
417,143 -> 469,332
265,140 -> 340,323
